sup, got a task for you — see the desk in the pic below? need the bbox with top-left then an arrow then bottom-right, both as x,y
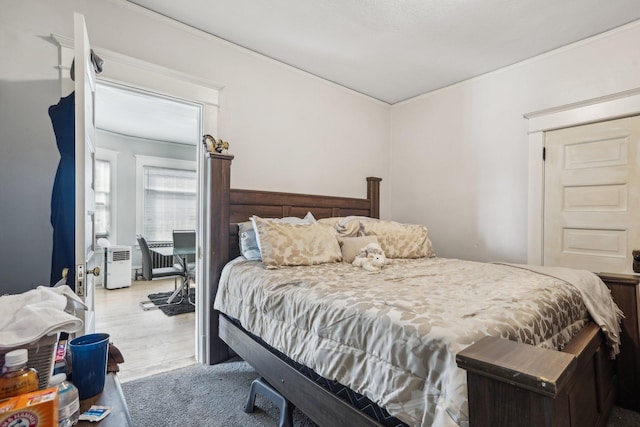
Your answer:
151,246 -> 195,304
77,373 -> 133,426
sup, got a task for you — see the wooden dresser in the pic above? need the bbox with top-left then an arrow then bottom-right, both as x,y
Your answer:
597,273 -> 640,412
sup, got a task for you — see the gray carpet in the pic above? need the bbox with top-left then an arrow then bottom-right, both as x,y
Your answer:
121,360 -> 640,426
121,358 -> 316,427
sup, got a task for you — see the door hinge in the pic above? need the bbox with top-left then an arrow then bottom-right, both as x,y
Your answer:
542,147 -> 546,161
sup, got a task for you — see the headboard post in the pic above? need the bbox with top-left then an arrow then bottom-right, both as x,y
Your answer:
367,177 -> 382,219
206,152 -> 234,364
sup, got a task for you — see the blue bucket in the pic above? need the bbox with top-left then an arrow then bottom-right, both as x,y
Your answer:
69,333 -> 110,400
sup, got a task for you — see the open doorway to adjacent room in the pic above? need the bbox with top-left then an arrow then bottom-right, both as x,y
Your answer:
92,81 -> 202,383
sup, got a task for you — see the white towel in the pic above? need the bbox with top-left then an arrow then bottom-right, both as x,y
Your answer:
0,285 -> 86,350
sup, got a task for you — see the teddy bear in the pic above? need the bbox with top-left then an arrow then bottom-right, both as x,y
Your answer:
352,242 -> 387,272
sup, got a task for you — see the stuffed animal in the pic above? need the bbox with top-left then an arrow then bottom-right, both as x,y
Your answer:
353,252 -> 386,272
356,242 -> 384,258
214,139 -> 230,154
203,134 -> 215,153
202,135 -> 230,154
352,242 -> 387,272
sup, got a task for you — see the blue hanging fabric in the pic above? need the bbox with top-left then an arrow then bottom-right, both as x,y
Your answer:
49,92 -> 75,288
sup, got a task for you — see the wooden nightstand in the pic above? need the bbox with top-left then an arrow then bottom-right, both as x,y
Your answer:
597,273 -> 640,412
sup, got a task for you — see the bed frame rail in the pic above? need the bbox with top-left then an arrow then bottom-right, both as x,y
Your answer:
220,315 -> 383,427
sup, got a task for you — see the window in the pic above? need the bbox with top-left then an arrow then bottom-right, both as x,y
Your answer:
142,166 -> 196,241
94,159 -> 111,238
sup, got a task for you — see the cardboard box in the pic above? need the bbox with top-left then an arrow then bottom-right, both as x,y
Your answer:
0,387 -> 58,427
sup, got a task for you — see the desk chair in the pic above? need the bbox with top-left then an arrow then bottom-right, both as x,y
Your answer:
136,234 -> 184,283
172,230 -> 196,305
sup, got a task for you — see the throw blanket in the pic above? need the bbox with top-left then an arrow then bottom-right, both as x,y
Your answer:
499,263 -> 624,358
0,285 -> 85,349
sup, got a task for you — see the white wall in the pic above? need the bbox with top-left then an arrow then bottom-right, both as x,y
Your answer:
390,22 -> 640,263
3,0 -> 638,295
0,0 -> 390,294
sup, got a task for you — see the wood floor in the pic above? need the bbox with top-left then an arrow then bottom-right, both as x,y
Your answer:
94,277 -> 196,384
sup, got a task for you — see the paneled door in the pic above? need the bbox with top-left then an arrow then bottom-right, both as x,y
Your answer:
544,115 -> 640,274
74,12 -> 99,335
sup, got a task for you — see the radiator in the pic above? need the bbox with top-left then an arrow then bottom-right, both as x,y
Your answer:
148,241 -> 174,268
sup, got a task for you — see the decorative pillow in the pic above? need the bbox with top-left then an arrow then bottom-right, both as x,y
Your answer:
239,212 -> 316,260
359,220 -> 435,259
337,216 -> 378,237
250,212 -> 316,256
251,216 -> 341,268
318,216 -> 378,237
339,236 -> 379,263
238,221 -> 261,261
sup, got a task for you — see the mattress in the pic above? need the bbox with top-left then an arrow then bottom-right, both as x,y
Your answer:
214,257 -> 610,427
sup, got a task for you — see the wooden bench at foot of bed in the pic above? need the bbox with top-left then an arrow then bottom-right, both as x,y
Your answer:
456,322 -> 615,427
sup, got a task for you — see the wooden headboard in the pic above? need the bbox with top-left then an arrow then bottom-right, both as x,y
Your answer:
204,153 -> 381,363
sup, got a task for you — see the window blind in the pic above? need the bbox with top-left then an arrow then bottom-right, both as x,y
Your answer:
143,166 -> 196,241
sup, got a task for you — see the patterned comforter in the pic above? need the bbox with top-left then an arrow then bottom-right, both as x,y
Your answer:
214,257 -> 618,427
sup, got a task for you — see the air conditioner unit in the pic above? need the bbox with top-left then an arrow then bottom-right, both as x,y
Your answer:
104,245 -> 132,289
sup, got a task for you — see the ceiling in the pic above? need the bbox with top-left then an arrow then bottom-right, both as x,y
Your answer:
97,1 -> 640,143
95,83 -> 201,145
128,0 -> 640,104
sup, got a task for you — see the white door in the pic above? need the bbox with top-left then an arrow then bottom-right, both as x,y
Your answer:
544,115 -> 640,274
74,13 -> 98,335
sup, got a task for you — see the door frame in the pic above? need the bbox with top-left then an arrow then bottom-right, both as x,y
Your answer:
524,88 -> 640,266
51,32 -> 223,364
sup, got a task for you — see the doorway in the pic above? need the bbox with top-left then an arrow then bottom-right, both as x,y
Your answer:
93,81 -> 202,382
543,115 -> 640,274
52,32 -> 221,368
525,88 -> 640,270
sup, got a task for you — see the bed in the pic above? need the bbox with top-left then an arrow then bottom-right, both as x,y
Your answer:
205,153 -> 621,427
